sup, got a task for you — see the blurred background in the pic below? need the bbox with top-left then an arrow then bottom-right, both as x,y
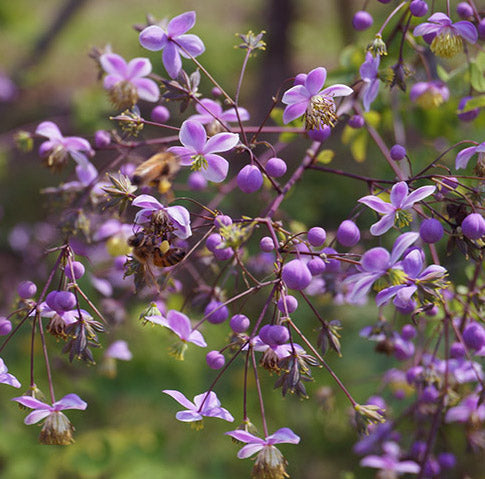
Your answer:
0,1 -> 483,478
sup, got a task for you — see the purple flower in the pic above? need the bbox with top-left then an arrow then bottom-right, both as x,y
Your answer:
359,181 -> 436,236
188,98 -> 249,127
163,389 -> 234,423
36,121 -> 94,171
455,142 -> 485,170
226,427 -> 300,458
0,358 -> 21,388
132,194 -> 192,239
361,441 -> 420,475
105,340 -> 132,360
282,67 -> 353,129
13,393 -> 87,425
410,81 -> 450,108
359,52 -> 380,112
139,11 -> 205,79
99,53 -> 160,107
413,12 -> 477,58
168,120 -> 239,183
345,232 -> 419,304
445,394 -> 485,423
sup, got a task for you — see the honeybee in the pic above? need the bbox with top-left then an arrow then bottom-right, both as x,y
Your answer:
127,232 -> 185,267
132,152 -> 180,194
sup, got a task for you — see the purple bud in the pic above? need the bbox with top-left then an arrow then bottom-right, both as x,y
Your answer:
348,115 -> 364,128
259,236 -> 275,252
479,19 -> 485,38
423,459 -> 440,478
425,305 -> 438,317
411,440 -> 427,460
65,261 -> 85,280
265,157 -> 287,178
390,144 -> 406,161
214,214 -> 232,228
45,291 -> 59,310
277,295 -> 298,314
259,324 -> 289,346
237,165 -> 263,193
421,385 -> 439,403
206,233 -> 222,252
352,11 -> 373,31
401,324 -> 416,340
150,105 -> 170,123
214,247 -> 233,261
94,130 -> 111,148
282,259 -> 312,290
54,291 -> 76,312
406,366 -> 423,384
409,0 -> 428,17
457,2 -> 473,18
308,227 -> 326,247
204,300 -> 229,324
211,87 -> 222,97
322,247 -> 340,272
308,257 -> 326,275
337,220 -> 360,247
206,350 -> 225,369
396,300 -> 416,315
419,218 -> 444,243
0,317 -> 12,336
230,314 -> 250,333
294,73 -> 307,86
188,171 -> 208,190
457,96 -> 479,122
462,322 -> 485,350
438,176 -> 459,193
461,213 -> 485,239
437,452 -> 456,469
394,338 -> 414,360
450,342 -> 465,359
307,126 -> 331,142
18,280 -> 37,299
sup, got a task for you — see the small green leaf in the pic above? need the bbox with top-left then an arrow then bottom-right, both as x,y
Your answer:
470,61 -> 485,93
316,149 -> 335,164
350,131 -> 368,163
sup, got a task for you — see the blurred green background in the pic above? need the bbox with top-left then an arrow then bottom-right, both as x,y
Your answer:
0,1 -> 483,478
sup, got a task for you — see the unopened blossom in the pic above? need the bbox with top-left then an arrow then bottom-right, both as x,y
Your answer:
36,121 -> 94,171
99,53 -> 159,108
360,441 -> 420,476
132,194 -> 192,239
168,120 -> 239,183
455,142 -> 485,171
410,81 -> 449,109
226,428 -> 300,479
188,98 -> 249,133
358,181 -> 436,236
12,393 -> 87,445
413,12 -> 477,58
0,358 -> 21,388
282,67 -> 353,129
163,390 -> 234,426
139,11 -> 205,78
359,52 -> 380,112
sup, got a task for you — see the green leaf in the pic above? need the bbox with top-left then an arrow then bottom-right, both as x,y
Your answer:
470,54 -> 485,93
350,131 -> 368,163
316,149 -> 335,164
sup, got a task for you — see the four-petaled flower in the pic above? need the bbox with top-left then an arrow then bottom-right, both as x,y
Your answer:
132,194 -> 192,239
360,52 -> 380,112
0,357 -> 21,388
282,67 -> 353,129
413,12 -> 477,58
163,389 -> 234,423
139,11 -> 205,79
455,142 -> 485,170
100,53 -> 160,108
168,120 -> 239,183
360,441 -> 420,476
359,181 -> 436,236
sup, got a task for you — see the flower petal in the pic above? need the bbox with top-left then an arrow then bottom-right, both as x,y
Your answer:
127,57 -> 152,79
394,285 -> 417,308
175,410 -> 202,422
167,11 -> 196,37
237,443 -> 265,459
163,389 -> 195,410
165,205 -> 192,239
304,67 -> 327,96
401,185 -> 435,209
0,373 -> 21,388
132,194 -> 163,210
196,98 -> 222,116
358,195 -> 394,214
390,232 -> 419,264
402,250 -> 423,278
54,393 -> 87,410
390,181 -> 409,208
179,120 -> 207,152
194,391 -> 220,410
132,78 -> 160,102
454,21 -> 478,44
282,102 -> 307,124
203,154 -> 229,183
320,84 -> 353,98
370,214 -> 396,236
226,430 -> 264,444
35,121 -> 63,140
100,53 -> 128,77
362,79 -> 379,112
12,396 -> 49,409
413,23 -> 441,37
282,85 -> 311,105
139,25 -> 167,51
24,409 -> 52,425
204,406 -> 234,422
221,106 -> 250,122
455,146 -> 477,170
204,132 -> 239,154
167,146 -> 194,165
167,310 -> 191,340
103,74 -> 122,90
163,42 -> 183,79
177,34 -> 205,58
376,285 -> 404,307
266,427 -> 300,445
188,329 -> 207,347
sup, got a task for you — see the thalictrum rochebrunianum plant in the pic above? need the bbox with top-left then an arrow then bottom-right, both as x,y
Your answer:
3,3 -> 485,478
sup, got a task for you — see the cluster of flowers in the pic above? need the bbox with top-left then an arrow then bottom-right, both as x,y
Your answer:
2,3 -> 485,478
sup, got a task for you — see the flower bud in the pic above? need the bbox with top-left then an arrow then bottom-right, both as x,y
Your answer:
18,281 -> 37,299
0,317 -> 12,336
150,105 -> 170,123
307,126 -> 331,142
348,115 -> 364,128
438,452 -> 456,469
456,2 -> 473,18
237,165 -> 263,193
307,227 -> 326,247
457,96 -> 479,122
54,291 -> 76,312
401,324 -> 416,340
65,261 -> 85,280
450,342 -> 465,359
204,300 -> 229,324
421,385 -> 439,403
282,259 -> 312,290
479,19 -> 485,39
188,171 -> 207,190
206,233 -> 222,252
259,324 -> 289,346
265,157 -> 287,178
390,144 -> 406,161
206,350 -> 225,369
230,314 -> 250,333
214,247 -> 233,261
259,236 -> 275,252
94,130 -> 111,148
308,257 -> 326,275
322,247 -> 340,272
214,214 -> 232,229
277,295 -> 298,314
462,322 -> 485,350
337,220 -> 360,247
45,291 -> 59,310
461,213 -> 485,239
419,218 -> 444,243
409,0 -> 428,17
352,11 -> 373,31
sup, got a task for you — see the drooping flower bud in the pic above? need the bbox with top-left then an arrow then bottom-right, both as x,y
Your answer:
337,220 -> 360,247
307,227 -> 326,247
204,300 -> 229,324
352,11 -> 373,31
206,350 -> 225,369
230,314 -> 250,333
237,165 -> 263,193
265,157 -> 287,178
18,281 -> 37,299
282,260 -> 312,290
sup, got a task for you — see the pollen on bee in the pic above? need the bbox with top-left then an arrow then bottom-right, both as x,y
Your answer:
160,240 -> 170,254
